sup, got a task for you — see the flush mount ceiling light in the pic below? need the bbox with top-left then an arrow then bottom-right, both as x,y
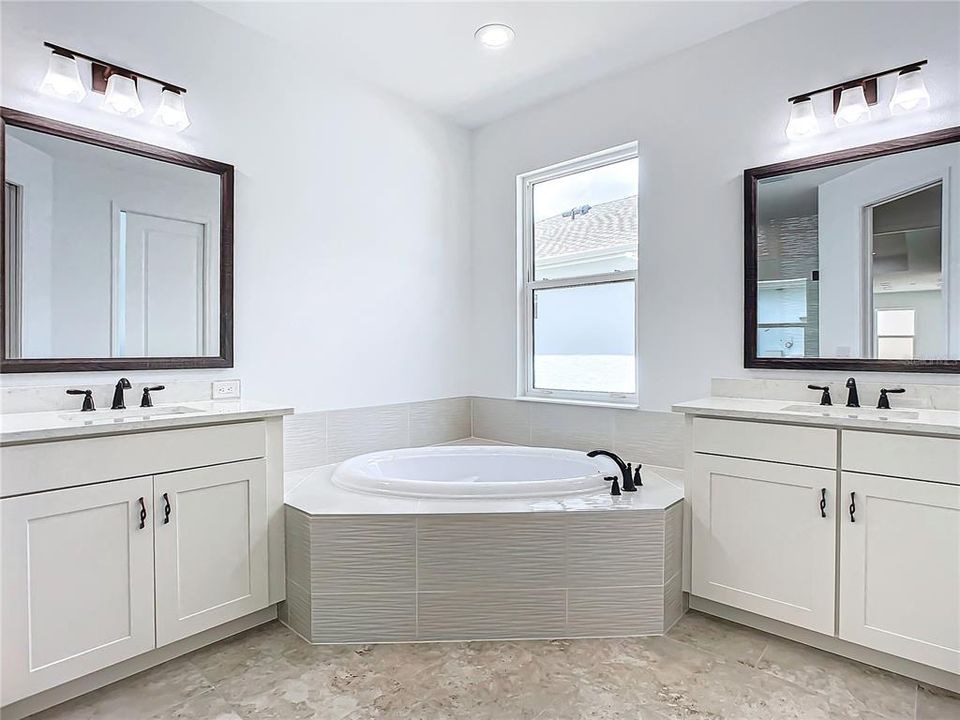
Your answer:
890,66 -> 930,114
475,23 -> 515,49
39,49 -> 87,103
785,97 -> 819,140
784,60 -> 929,140
38,42 -> 190,131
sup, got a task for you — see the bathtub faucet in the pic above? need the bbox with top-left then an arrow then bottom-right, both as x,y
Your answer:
587,450 -> 637,493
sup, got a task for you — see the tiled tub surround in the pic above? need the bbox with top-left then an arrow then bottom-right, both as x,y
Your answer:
282,464 -> 683,644
283,396 -> 685,474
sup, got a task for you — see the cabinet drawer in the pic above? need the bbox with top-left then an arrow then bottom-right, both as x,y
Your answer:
0,422 -> 266,498
694,417 -> 836,469
842,431 -> 959,485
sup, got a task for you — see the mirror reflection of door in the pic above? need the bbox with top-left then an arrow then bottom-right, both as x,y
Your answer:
113,210 -> 211,357
867,183 -> 944,360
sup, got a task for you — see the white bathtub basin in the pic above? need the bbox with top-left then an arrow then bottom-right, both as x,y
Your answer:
332,445 -> 609,499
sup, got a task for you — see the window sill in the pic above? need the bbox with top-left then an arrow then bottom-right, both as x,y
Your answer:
514,395 -> 639,410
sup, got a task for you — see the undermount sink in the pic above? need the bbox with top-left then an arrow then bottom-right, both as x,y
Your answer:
59,405 -> 197,423
780,404 -> 920,421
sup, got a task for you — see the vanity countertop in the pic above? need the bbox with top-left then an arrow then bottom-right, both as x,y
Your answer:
0,399 -> 294,445
673,397 -> 960,438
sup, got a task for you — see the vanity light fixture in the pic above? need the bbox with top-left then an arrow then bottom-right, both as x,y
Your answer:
785,97 -> 819,140
153,87 -> 190,131
39,49 -> 86,103
890,66 -> 931,114
475,23 -> 515,49
101,73 -> 143,117
785,60 -> 928,139
38,42 -> 190,131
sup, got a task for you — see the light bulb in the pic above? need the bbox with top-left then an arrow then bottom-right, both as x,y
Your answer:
39,52 -> 86,103
835,85 -> 871,127
785,98 -> 819,140
101,73 -> 143,117
475,24 -> 515,49
153,88 -> 190,132
890,68 -> 930,114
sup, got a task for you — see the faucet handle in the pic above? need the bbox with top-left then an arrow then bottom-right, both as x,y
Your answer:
140,385 -> 165,408
807,385 -> 832,406
877,388 -> 905,410
66,389 -> 95,412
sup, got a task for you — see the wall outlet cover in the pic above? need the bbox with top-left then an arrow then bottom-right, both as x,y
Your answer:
212,380 -> 241,399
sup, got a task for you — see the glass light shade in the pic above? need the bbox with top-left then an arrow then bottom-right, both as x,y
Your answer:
890,69 -> 930,114
475,23 -> 515,48
153,89 -> 191,131
785,98 -> 819,140
101,74 -> 143,117
39,53 -> 86,103
835,85 -> 871,127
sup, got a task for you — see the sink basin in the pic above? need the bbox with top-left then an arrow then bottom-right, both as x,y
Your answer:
59,405 -> 197,423
781,404 -> 920,421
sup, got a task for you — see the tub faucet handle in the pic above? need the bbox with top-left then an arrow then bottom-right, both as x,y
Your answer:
610,477 -> 622,496
633,464 -> 643,487
622,462 -> 637,492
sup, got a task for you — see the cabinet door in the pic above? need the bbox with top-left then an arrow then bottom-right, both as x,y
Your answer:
154,459 -> 268,646
691,454 -> 837,634
1,477 -> 155,704
839,472 -> 960,673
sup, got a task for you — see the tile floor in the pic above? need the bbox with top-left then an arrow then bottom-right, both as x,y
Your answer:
29,611 -> 959,719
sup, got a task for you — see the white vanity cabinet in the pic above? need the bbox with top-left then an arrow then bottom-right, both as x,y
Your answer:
691,454 -> 837,634
838,431 -> 960,674
685,412 -> 960,681
154,459 -> 268,646
1,477 -> 157,701
0,413 -> 288,708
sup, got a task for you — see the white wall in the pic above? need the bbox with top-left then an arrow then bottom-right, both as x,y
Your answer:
0,1 -> 473,412
470,0 -> 960,411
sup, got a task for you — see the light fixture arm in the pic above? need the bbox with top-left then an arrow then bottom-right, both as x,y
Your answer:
43,42 -> 187,94
786,59 -> 927,104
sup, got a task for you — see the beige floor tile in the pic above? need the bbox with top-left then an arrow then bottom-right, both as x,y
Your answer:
666,610 -> 770,666
916,684 -> 960,720
755,635 -> 918,719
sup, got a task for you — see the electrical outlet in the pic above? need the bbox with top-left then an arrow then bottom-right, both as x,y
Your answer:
212,380 -> 241,399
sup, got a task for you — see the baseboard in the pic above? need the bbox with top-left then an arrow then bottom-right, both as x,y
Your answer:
689,595 -> 959,694
1,605 -> 278,720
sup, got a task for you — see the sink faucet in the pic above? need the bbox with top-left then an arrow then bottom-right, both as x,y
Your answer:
587,449 -> 637,493
845,377 -> 860,408
111,377 -> 132,410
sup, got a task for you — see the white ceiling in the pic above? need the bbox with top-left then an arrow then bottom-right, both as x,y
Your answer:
203,1 -> 798,128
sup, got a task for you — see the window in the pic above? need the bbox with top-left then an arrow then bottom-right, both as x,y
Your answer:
519,144 -> 639,403
875,308 -> 916,359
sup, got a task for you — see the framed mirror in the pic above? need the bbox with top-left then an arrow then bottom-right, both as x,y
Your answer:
1,107 -> 233,372
744,126 -> 960,372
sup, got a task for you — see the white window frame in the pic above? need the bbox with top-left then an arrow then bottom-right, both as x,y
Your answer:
517,142 -> 639,406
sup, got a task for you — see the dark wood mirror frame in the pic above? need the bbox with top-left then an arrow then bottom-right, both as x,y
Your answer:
0,107 -> 234,372
744,125 -> 960,374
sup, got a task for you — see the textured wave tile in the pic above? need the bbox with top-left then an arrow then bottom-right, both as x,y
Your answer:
418,589 -> 566,640
311,592 -> 417,642
284,507 -> 312,589
326,404 -> 409,463
566,511 -> 665,588
307,515 -> 416,593
283,411 -> 328,471
529,402 -> 614,452
409,397 -> 472,446
418,513 -> 566,592
664,501 -> 683,582
471,397 -> 531,444
613,409 -> 685,469
567,586 -> 664,637
663,573 -> 683,632
282,578 -> 312,640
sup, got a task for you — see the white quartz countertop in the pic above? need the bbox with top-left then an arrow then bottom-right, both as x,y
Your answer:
0,399 -> 294,445
673,397 -> 960,437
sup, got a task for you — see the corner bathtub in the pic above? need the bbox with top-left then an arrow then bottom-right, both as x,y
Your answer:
282,445 -> 683,644
332,445 -> 607,499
